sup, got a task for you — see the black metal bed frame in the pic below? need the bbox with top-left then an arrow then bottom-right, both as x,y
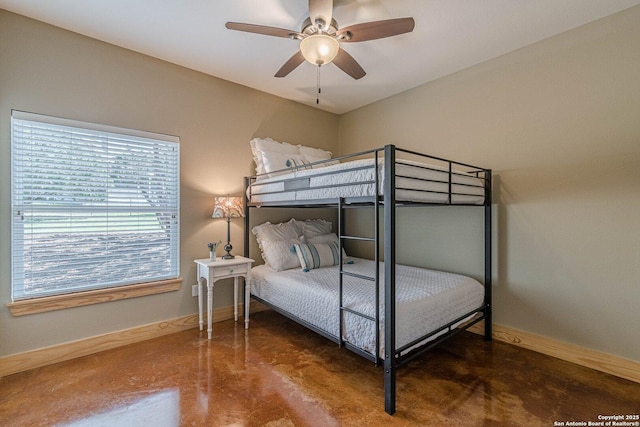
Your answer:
243,144 -> 492,415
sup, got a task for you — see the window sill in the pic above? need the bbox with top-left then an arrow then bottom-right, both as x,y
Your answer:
7,278 -> 183,317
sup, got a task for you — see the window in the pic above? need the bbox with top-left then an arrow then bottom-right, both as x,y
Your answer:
11,111 -> 180,302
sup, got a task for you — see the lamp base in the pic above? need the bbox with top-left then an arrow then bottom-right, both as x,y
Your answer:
222,242 -> 234,259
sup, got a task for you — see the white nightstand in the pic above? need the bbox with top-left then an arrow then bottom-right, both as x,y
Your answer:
194,256 -> 254,339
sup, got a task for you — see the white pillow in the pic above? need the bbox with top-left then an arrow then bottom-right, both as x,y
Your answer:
300,219 -> 333,240
252,219 -> 303,269
260,237 -> 303,271
252,219 -> 301,243
298,145 -> 332,164
260,151 -> 310,176
292,241 -> 341,272
306,232 -> 338,244
250,137 -> 298,176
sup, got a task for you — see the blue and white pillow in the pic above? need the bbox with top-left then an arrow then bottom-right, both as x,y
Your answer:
292,241 -> 340,272
285,157 -> 312,170
260,151 -> 308,176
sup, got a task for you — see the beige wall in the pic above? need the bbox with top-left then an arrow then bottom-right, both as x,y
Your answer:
2,5 -> 639,365
0,10 -> 339,357
338,7 -> 640,361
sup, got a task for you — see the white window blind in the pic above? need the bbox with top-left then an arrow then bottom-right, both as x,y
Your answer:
11,111 -> 180,301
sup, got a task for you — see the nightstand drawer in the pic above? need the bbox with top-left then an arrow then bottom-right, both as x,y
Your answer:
213,264 -> 248,278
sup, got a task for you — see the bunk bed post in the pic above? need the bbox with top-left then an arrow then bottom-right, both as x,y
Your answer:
374,150 -> 381,367
383,144 -> 397,415
243,176 -> 250,258
484,170 -> 493,341
243,177 -> 251,325
338,197 -> 345,348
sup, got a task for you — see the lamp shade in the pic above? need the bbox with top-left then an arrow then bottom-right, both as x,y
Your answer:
300,34 -> 340,65
212,196 -> 244,219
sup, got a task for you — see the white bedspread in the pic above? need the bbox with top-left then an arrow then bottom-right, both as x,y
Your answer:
248,158 -> 485,205
250,258 -> 484,358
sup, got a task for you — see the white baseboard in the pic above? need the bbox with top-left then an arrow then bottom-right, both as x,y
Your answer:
468,322 -> 639,384
0,303 -> 251,377
4,308 -> 637,385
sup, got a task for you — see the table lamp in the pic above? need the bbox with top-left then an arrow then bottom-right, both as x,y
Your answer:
212,196 -> 245,259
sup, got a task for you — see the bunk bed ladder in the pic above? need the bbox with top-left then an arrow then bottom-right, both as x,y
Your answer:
337,150 -> 382,366
337,145 -> 395,415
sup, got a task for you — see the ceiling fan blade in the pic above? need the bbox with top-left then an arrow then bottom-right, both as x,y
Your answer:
225,22 -> 301,39
337,17 -> 415,42
333,48 -> 366,80
309,0 -> 333,30
275,51 -> 305,78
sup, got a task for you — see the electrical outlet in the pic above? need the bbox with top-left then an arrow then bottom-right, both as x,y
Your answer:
192,284 -> 199,297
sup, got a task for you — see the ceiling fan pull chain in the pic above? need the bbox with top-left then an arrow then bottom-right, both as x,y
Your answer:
316,64 -> 321,104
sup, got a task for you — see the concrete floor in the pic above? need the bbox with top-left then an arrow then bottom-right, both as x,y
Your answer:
1,310 -> 639,426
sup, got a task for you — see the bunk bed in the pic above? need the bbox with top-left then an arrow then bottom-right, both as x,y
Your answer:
242,144 -> 492,415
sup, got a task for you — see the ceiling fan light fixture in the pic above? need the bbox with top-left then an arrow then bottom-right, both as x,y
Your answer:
300,34 -> 339,65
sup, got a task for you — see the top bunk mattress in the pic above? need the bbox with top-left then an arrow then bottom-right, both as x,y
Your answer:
250,258 -> 485,358
247,158 -> 486,205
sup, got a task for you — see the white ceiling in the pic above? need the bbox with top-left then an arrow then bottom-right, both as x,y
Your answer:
1,0 -> 639,114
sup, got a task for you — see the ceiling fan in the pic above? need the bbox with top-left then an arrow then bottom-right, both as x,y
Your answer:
225,0 -> 415,80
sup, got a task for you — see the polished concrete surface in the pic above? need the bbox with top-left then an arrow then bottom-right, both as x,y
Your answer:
1,310 -> 639,426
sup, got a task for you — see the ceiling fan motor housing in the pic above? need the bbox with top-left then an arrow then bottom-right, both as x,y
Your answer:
301,17 -> 338,35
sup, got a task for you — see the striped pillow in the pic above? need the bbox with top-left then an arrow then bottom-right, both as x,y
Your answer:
292,241 -> 340,272
285,157 -> 312,170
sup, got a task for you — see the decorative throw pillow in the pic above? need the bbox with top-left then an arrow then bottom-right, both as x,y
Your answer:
307,233 -> 351,263
292,241 -> 341,272
285,157 -> 312,170
260,237 -> 303,271
260,151 -> 309,176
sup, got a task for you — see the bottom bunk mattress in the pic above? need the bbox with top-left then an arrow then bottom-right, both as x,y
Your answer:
250,258 -> 485,358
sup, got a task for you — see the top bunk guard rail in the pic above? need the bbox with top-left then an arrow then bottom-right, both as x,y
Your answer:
394,146 -> 487,172
246,145 -> 490,209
